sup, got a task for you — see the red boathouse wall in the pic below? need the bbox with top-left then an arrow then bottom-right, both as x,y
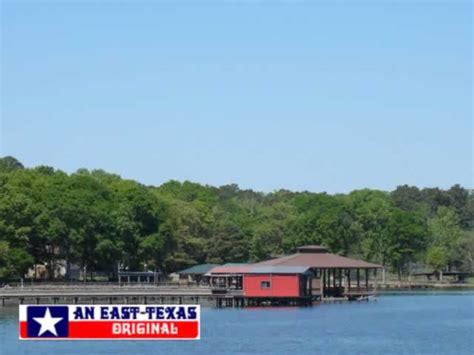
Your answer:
243,274 -> 301,297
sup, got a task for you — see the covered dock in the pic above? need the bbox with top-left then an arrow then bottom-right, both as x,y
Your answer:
177,264 -> 218,285
207,245 -> 383,303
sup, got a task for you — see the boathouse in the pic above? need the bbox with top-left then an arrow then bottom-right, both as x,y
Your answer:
209,265 -> 312,296
208,245 -> 383,302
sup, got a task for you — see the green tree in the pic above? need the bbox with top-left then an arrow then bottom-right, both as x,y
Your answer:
0,156 -> 24,172
458,231 -> 474,272
206,220 -> 248,264
0,241 -> 10,277
391,185 -> 423,211
426,246 -> 449,272
428,207 -> 463,270
8,248 -> 34,278
94,239 -> 123,276
0,241 -> 34,278
386,209 -> 426,278
348,190 -> 393,265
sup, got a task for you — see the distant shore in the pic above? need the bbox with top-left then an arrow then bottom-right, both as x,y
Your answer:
379,281 -> 474,290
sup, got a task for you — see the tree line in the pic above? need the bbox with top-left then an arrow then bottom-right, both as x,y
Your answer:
0,156 -> 472,280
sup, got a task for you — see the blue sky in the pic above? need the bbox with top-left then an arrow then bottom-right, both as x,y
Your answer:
1,1 -> 472,193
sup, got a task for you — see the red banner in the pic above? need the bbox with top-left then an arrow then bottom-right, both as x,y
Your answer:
19,305 -> 200,340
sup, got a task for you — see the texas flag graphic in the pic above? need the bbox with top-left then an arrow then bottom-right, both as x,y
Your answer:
19,305 -> 200,340
26,306 -> 69,338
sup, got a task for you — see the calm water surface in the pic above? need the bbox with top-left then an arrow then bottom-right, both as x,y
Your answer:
0,293 -> 473,355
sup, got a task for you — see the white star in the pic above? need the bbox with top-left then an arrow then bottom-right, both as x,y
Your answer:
33,308 -> 63,336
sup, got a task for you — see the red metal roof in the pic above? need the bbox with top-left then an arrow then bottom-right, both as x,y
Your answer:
206,245 -> 382,274
247,266 -> 311,274
207,265 -> 311,275
255,252 -> 382,269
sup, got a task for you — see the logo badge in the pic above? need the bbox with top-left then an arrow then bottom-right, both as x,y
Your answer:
20,305 -> 200,340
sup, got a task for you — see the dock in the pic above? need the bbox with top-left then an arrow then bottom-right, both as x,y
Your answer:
0,284 -> 376,308
0,285 -> 218,307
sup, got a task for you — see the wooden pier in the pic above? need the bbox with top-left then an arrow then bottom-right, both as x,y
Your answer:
0,285 -> 375,308
0,286 -> 213,307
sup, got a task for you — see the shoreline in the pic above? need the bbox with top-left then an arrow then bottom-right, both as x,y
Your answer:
378,283 -> 474,290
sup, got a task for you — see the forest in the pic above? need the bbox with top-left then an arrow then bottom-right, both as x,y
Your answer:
0,156 -> 472,280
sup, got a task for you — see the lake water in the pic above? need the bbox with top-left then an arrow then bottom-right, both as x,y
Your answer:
1,292 -> 473,355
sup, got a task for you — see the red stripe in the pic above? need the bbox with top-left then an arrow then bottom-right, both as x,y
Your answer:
19,321 -> 199,339
20,321 -> 27,338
